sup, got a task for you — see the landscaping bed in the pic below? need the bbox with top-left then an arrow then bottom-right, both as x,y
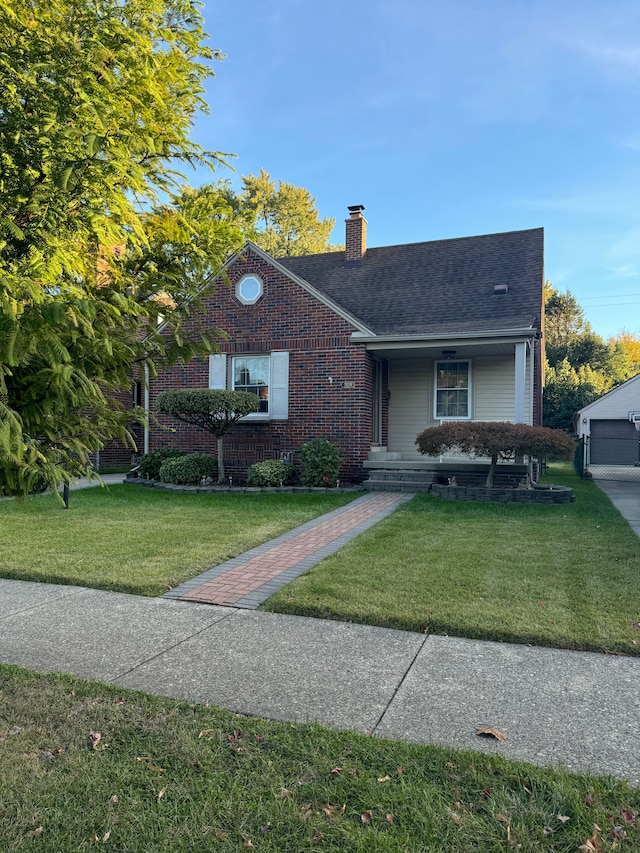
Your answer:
430,482 -> 575,504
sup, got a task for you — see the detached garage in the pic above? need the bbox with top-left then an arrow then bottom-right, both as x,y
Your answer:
576,373 -> 640,474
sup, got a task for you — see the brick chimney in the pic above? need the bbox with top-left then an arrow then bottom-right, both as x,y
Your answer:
345,204 -> 367,264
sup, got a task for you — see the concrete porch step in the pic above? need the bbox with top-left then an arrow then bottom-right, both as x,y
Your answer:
363,469 -> 436,493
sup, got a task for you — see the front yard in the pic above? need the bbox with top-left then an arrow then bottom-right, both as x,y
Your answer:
0,487 -> 355,597
263,468 -> 640,656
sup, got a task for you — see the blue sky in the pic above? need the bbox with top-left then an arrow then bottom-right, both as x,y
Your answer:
189,0 -> 640,338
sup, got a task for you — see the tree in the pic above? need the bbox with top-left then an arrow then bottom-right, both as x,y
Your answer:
416,421 -> 575,487
155,389 -> 260,483
0,0 -> 240,496
543,284 -> 634,431
231,169 -> 343,257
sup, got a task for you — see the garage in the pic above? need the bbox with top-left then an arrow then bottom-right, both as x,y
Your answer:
576,373 -> 640,480
589,419 -> 639,465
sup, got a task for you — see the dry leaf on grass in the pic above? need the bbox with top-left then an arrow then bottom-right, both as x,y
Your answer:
377,775 -> 391,783
198,729 -> 216,738
329,767 -> 343,775
385,814 -> 394,824
27,827 -> 44,838
476,726 -> 507,741
88,732 -> 102,749
157,788 -> 166,800
360,810 -> 373,825
275,788 -> 292,799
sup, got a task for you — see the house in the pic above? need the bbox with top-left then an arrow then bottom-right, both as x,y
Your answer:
576,373 -> 640,470
147,206 -> 545,484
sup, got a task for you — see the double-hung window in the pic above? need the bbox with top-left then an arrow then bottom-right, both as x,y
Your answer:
435,360 -> 470,419
209,352 -> 289,420
232,356 -> 270,413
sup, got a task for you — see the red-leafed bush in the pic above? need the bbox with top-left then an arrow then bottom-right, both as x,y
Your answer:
416,422 -> 576,487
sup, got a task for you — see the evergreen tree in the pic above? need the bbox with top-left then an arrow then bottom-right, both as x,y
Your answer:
0,0 -> 240,495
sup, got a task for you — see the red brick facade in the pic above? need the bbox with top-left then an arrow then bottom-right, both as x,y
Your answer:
149,247 -> 378,483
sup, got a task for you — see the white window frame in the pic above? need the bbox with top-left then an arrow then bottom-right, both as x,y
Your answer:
208,351 -> 289,420
235,274 -> 263,305
232,355 -> 271,416
434,359 -> 472,420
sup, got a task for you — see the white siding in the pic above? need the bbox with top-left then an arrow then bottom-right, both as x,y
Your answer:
578,373 -> 640,437
474,354 -> 532,424
388,359 -> 432,458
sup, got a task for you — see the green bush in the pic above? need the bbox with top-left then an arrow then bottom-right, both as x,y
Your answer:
138,448 -> 186,480
159,453 -> 216,485
300,438 -> 343,487
246,459 -> 295,487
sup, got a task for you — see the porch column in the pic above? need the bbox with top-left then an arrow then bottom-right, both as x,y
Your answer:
514,342 -> 526,423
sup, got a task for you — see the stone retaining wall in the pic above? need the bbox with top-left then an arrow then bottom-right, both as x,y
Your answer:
430,483 -> 575,504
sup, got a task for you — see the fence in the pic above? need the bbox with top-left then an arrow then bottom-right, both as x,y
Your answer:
576,433 -> 640,482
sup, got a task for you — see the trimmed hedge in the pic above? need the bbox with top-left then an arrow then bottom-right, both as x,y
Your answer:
246,459 -> 295,487
159,453 -> 216,485
138,448 -> 186,480
300,438 -> 343,487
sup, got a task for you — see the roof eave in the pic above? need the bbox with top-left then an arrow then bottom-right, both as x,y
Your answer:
351,327 -> 539,347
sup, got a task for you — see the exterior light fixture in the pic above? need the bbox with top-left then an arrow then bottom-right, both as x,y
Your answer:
441,349 -> 457,359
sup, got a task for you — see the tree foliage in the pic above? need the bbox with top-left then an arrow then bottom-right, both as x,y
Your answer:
0,0 -> 241,496
155,389 -> 260,482
227,169 -> 342,257
543,283 -> 637,432
416,421 -> 575,487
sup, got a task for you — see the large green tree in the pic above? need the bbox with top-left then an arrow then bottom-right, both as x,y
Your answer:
543,284 -> 634,431
0,0 -> 241,496
229,169 -> 343,257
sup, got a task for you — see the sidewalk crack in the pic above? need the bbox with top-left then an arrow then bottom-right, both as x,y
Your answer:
369,634 -> 430,736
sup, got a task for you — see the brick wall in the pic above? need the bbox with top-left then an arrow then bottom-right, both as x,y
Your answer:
149,248 -> 375,483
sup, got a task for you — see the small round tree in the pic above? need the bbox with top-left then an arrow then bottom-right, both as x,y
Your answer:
416,422 -> 576,487
155,389 -> 260,483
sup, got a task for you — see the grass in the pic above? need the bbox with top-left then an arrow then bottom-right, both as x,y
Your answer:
0,486 -> 355,597
0,664 -> 638,852
263,467 -> 640,656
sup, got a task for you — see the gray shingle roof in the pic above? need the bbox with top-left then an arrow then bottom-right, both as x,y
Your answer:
279,227 -> 543,336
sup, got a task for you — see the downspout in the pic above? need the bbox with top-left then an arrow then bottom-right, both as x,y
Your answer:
143,363 -> 150,455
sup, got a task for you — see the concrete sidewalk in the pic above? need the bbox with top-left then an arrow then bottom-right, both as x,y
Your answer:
1,578 -> 638,785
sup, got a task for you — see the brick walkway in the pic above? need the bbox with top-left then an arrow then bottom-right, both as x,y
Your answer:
163,491 -> 412,609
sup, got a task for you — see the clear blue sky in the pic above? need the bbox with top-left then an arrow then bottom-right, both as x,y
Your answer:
189,0 -> 640,339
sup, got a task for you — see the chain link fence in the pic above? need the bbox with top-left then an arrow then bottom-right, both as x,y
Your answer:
576,433 -> 640,482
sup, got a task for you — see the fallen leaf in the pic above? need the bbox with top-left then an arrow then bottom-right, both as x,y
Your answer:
578,842 -> 597,852
584,794 -> 595,806
557,814 -> 570,824
9,726 -> 21,736
321,805 -> 335,816
88,732 -> 102,749
147,764 -> 164,773
301,806 -> 314,821
385,814 -> 394,824
275,787 -> 292,799
476,726 -> 507,741
543,825 -> 555,835
329,767 -> 343,775
27,827 -> 44,838
360,810 -> 373,825
199,729 -> 216,738
157,788 -> 166,800
136,756 -> 153,762
620,809 -> 637,826
612,826 -> 627,840
114,699 -> 125,706
447,808 -> 462,824
396,766 -> 404,775
377,775 -> 391,783
214,830 -> 228,840
482,788 -> 492,798
496,814 -> 510,823
243,838 -> 254,849
102,831 -> 111,842
523,785 -> 532,795
39,750 -> 56,762
260,823 -> 272,834
109,795 -> 118,805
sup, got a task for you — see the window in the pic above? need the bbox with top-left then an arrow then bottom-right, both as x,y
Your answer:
236,274 -> 263,305
233,355 -> 270,413
208,352 -> 289,420
435,360 -> 470,419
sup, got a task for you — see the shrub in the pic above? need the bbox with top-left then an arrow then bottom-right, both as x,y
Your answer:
246,459 -> 295,487
300,438 -> 343,487
159,453 -> 216,485
138,448 -> 186,480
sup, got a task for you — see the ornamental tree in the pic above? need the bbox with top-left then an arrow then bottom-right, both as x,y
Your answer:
155,389 -> 260,483
416,421 -> 576,487
0,0 -> 241,496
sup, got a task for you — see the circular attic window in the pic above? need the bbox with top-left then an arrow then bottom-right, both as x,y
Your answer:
236,274 -> 263,305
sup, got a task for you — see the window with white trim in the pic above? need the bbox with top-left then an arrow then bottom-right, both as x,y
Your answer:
233,355 -> 270,413
435,360 -> 470,419
208,351 -> 289,420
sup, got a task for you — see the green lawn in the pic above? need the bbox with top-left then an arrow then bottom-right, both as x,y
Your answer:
263,468 -> 640,655
1,664 -> 637,852
0,486 -> 355,597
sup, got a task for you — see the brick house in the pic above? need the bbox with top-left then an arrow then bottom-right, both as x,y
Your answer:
147,206 -> 544,484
